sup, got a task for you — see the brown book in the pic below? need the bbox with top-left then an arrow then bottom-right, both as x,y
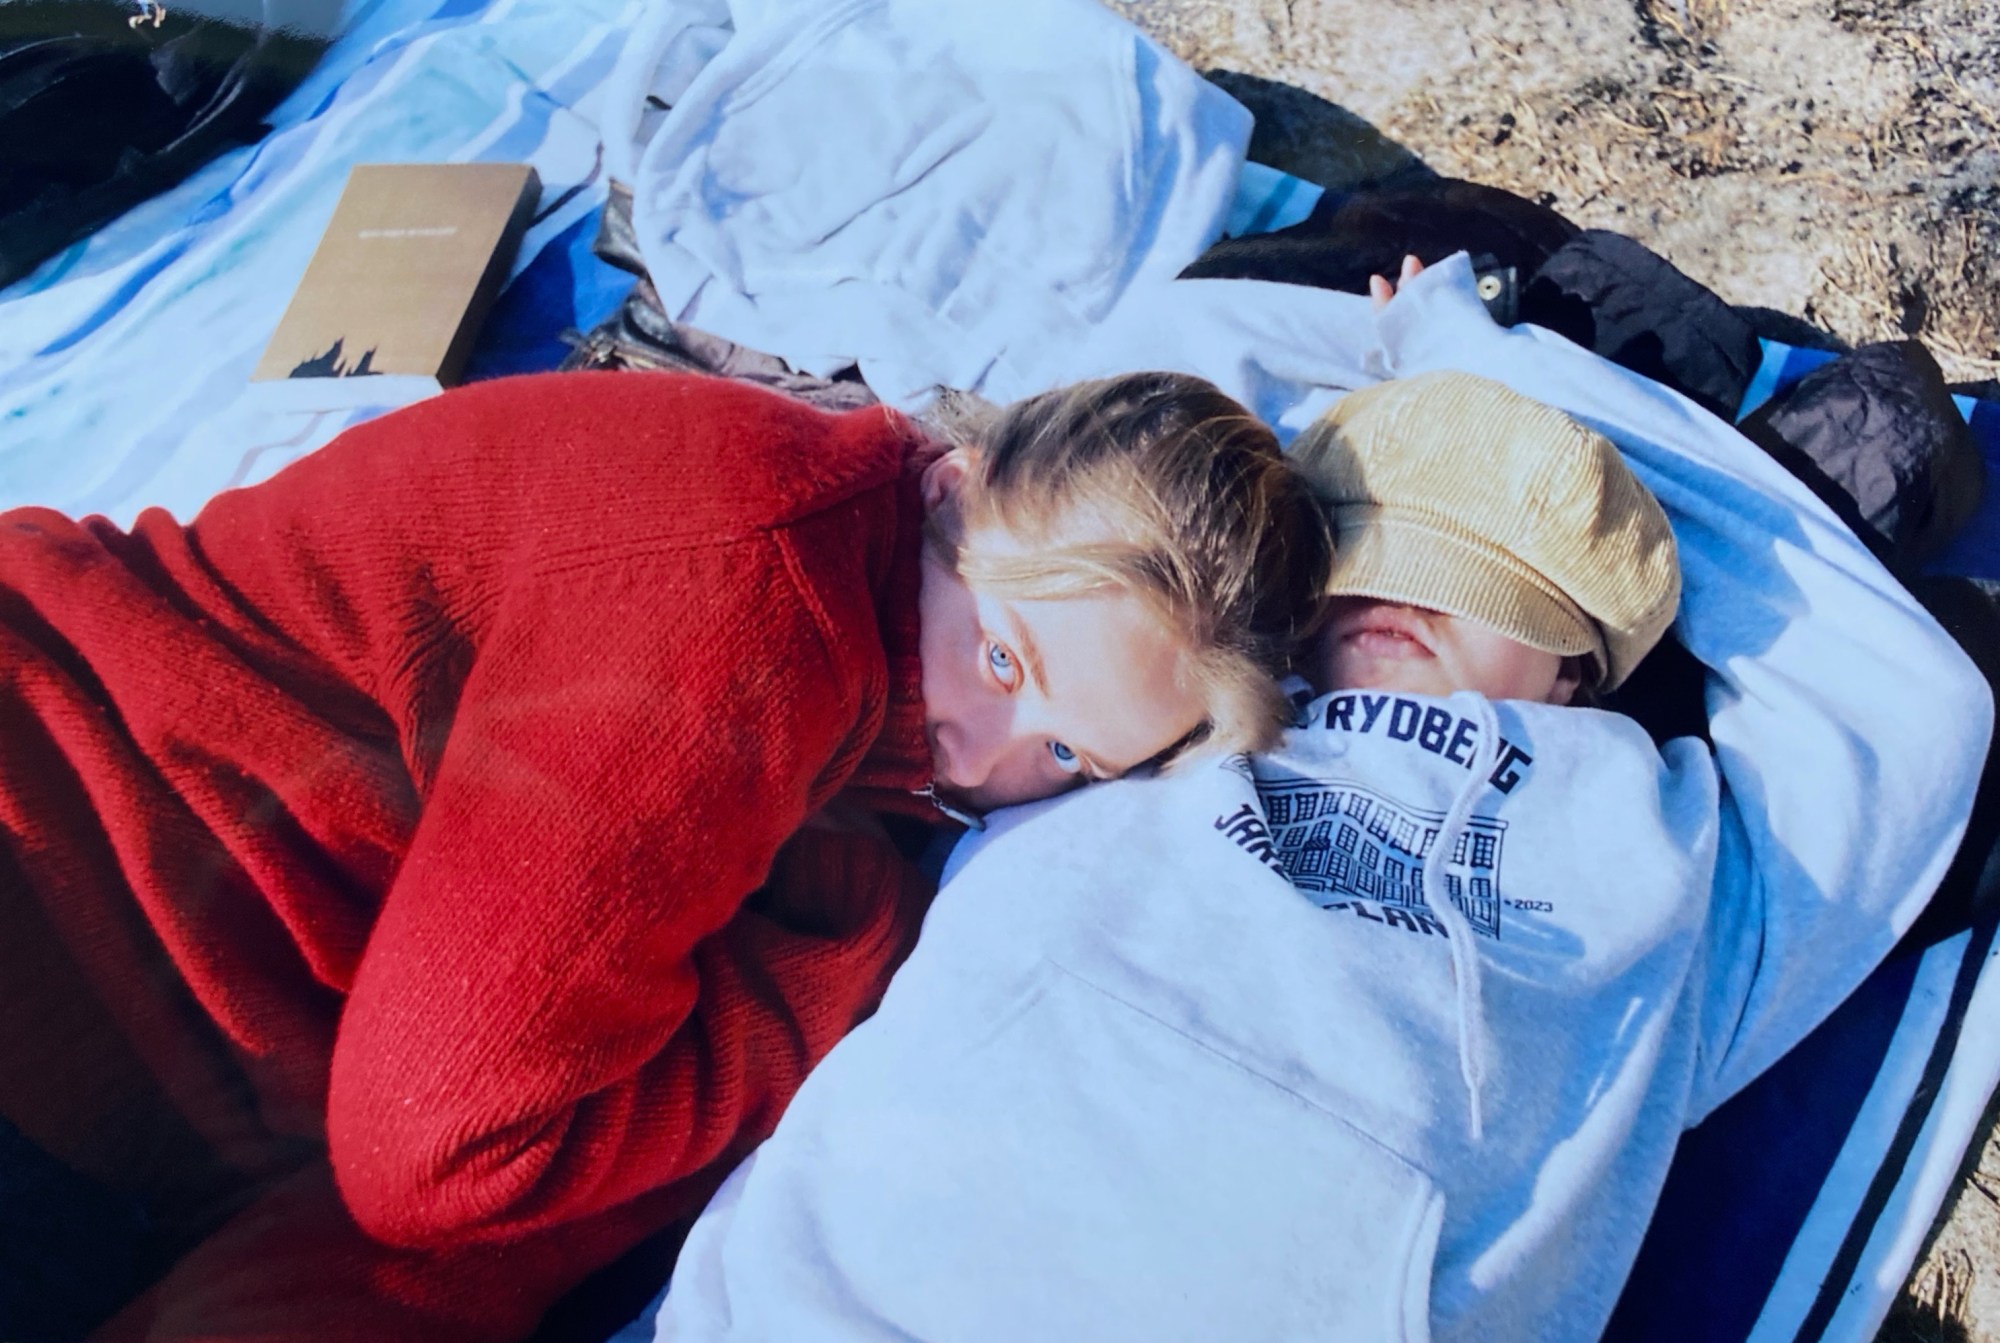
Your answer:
253,163 -> 541,388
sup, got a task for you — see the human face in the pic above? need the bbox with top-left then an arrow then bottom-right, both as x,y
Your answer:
1312,597 -> 1583,705
916,541 -> 1207,815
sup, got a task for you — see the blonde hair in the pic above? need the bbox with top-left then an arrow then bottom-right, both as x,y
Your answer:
923,373 -> 1333,761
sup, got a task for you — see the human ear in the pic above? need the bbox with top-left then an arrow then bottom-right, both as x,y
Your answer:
1552,656 -> 1588,706
920,448 -> 978,513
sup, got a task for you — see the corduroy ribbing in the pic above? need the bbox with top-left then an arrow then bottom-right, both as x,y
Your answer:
1331,509 -> 1600,668
1293,372 -> 1681,689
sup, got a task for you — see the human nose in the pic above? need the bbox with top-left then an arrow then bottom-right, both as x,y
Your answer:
938,698 -> 1016,792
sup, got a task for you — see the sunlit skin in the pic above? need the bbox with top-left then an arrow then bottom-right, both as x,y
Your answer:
1312,596 -> 1585,706
917,453 -> 1208,814
1368,252 -> 1426,307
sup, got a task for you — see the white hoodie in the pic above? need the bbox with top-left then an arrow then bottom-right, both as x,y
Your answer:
654,273 -> 1993,1343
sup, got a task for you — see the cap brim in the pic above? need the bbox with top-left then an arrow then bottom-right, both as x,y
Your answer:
1328,508 -> 1607,675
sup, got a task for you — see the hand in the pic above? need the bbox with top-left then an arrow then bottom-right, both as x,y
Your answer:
1368,254 -> 1425,308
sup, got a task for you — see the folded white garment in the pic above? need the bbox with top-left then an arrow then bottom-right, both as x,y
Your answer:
614,0 -> 1252,408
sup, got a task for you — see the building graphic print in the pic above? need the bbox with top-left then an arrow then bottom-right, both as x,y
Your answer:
1256,779 -> 1506,938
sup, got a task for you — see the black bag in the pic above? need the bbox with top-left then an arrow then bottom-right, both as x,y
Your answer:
0,0 -> 338,290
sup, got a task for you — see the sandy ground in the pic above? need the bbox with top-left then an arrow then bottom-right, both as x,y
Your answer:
1106,1 -> 2000,1337
1116,0 -> 1998,383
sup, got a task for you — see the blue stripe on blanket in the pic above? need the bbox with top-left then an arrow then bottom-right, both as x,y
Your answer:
1608,947 -> 1925,1342
1792,921 -> 1996,1342
1932,401 -> 2000,580
464,207 -> 631,382
1735,340 -> 1841,421
1603,348 -> 2000,1343
1225,162 -> 1323,239
36,242 -> 202,356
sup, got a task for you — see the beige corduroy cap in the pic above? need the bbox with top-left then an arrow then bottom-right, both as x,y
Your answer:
1289,371 -> 1681,690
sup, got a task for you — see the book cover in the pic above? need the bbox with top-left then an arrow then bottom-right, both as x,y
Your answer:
253,162 -> 540,388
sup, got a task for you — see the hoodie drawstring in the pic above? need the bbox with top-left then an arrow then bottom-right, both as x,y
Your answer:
1423,695 -> 1500,1143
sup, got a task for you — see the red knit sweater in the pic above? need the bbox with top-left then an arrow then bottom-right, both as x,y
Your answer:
0,372 -> 940,1336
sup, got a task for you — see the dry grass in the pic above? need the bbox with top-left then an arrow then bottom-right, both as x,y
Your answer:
1388,0 -> 1997,383
1881,1245 -> 1975,1342
1116,0 -> 1999,385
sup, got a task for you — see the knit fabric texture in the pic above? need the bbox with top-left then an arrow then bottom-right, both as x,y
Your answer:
1291,371 -> 1681,689
0,370 -> 940,1337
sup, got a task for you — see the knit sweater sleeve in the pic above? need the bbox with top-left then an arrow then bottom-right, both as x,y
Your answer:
214,375 -> 931,1248
324,535 -> 897,1246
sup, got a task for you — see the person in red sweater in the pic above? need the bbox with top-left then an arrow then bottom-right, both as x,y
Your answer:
0,368 -> 1331,1340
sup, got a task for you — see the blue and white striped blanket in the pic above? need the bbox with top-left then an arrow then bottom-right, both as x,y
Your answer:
1612,346 -> 2000,1343
0,0 -> 638,524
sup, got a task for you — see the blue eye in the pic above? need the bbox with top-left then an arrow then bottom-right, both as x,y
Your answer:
1049,740 -> 1084,775
986,642 -> 1019,688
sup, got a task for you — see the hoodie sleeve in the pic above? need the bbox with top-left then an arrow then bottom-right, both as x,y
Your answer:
1375,259 -> 1994,1121
1629,393 -> 1990,1119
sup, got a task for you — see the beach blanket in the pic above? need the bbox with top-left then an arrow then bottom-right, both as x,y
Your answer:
0,0 -> 639,524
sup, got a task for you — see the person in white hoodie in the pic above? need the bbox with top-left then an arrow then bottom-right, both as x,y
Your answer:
650,282 -> 1993,1343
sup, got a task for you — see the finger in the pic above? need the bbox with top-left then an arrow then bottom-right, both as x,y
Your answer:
1369,274 -> 1394,308
1401,254 -> 1424,282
